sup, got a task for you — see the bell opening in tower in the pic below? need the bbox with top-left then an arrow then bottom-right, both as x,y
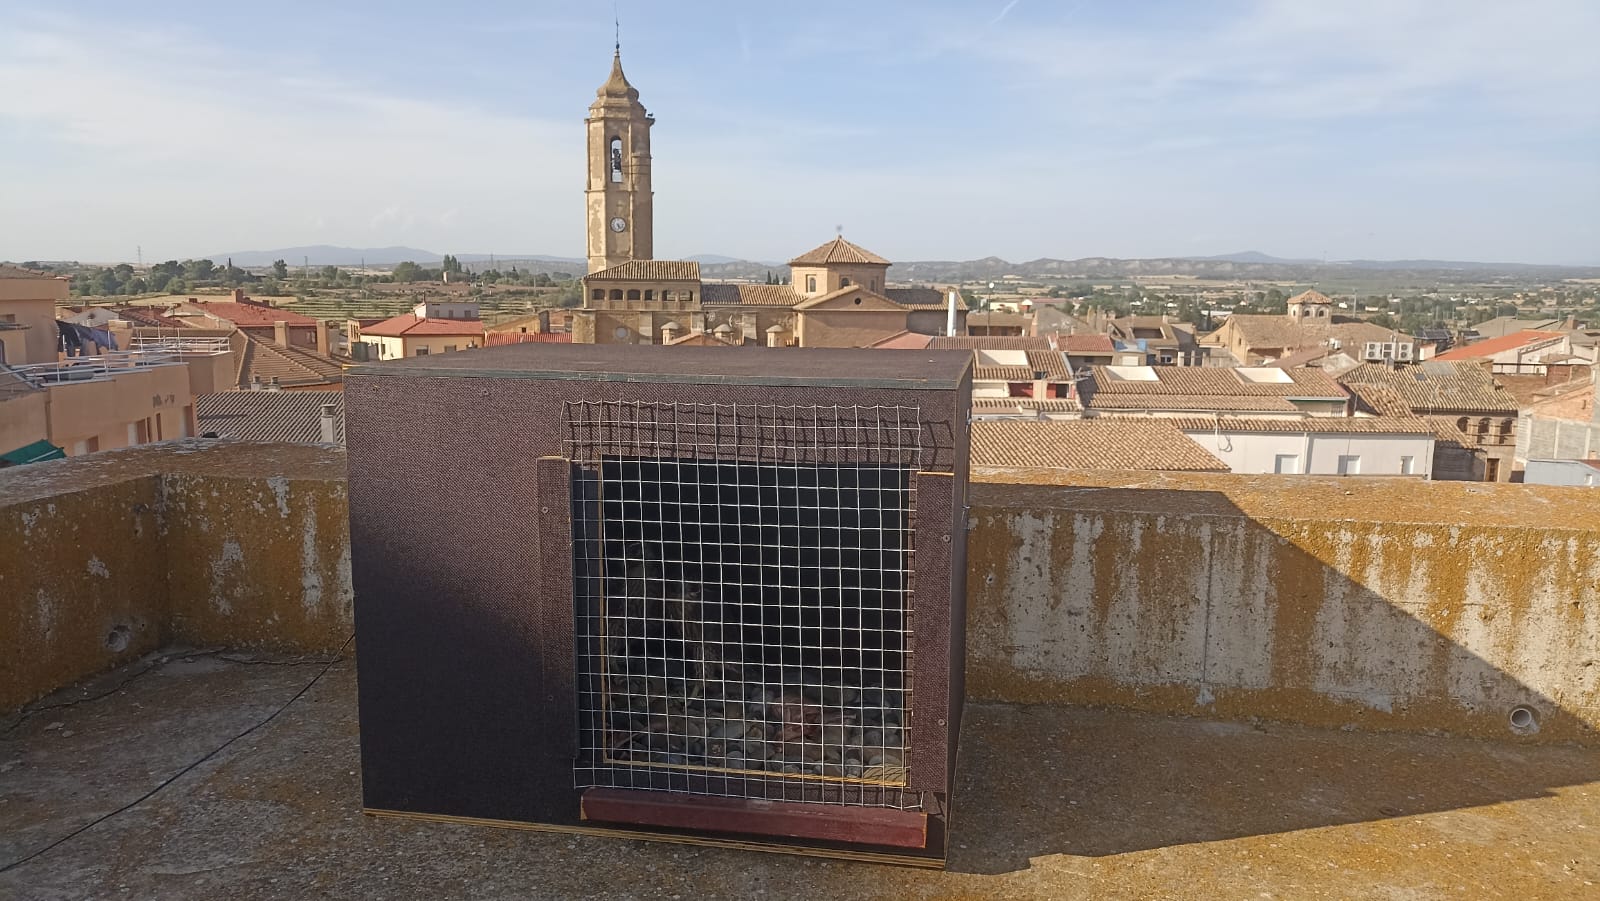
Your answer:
610,137 -> 624,183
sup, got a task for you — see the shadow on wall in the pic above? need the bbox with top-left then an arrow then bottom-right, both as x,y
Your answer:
958,483 -> 1600,868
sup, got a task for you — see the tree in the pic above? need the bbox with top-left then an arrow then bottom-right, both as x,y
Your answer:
392,261 -> 424,283
185,258 -> 216,280
148,270 -> 173,292
321,265 -> 340,281
272,259 -> 289,279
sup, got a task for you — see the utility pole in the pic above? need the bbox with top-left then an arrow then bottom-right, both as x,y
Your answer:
136,245 -> 142,266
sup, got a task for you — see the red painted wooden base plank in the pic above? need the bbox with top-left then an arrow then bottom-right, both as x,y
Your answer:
580,788 -> 929,849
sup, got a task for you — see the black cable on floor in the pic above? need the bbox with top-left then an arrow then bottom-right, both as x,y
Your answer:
0,635 -> 355,875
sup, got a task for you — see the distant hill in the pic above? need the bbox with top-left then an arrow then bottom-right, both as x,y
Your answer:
1195,251 -> 1319,265
200,245 -> 1600,282
204,246 -> 585,268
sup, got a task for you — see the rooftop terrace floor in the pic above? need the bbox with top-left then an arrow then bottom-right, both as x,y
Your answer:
3,652 -> 1598,900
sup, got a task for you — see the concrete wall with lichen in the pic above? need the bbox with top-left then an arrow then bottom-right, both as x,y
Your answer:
967,470 -> 1600,744
0,442 -> 350,710
6,444 -> 1597,748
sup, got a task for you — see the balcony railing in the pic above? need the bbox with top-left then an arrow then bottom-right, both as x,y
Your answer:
12,349 -> 186,387
127,334 -> 232,355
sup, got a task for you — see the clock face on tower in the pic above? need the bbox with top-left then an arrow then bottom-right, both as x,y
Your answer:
610,217 -> 627,233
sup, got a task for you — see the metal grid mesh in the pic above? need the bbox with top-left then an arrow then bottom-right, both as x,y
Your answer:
568,403 -> 924,809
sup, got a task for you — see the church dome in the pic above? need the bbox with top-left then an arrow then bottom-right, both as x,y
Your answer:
596,51 -> 640,101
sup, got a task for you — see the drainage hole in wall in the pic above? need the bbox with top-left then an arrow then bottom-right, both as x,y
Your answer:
1508,705 -> 1539,735
105,625 -> 132,653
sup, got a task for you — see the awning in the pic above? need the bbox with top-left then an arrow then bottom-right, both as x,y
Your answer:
0,439 -> 66,466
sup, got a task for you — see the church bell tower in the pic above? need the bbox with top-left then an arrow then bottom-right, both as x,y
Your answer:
586,48 -> 654,274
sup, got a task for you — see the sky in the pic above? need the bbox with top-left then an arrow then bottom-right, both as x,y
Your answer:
1,0 -> 1596,265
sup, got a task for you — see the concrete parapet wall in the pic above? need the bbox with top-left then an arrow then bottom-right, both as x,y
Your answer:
0,443 -> 350,710
6,446 -> 1597,747
967,470 -> 1600,744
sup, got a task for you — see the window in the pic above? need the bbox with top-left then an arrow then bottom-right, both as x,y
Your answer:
609,289 -> 623,301
1274,454 -> 1300,474
609,137 -> 623,183
871,278 -> 877,291
1337,455 -> 1361,475
840,277 -> 851,287
806,275 -> 816,293
415,347 -> 429,356
644,289 -> 655,301
1317,307 -> 1328,318
684,291 -> 693,302
444,344 -> 457,353
626,289 -> 640,301
1400,455 -> 1415,475
592,289 -> 604,300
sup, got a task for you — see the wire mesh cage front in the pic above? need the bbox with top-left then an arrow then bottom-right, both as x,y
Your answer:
569,402 -> 927,810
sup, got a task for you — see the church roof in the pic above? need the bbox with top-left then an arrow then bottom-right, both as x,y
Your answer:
586,260 -> 700,281
787,236 -> 891,267
596,51 -> 639,101
700,284 -> 804,306
792,286 -> 905,311
1288,289 -> 1334,306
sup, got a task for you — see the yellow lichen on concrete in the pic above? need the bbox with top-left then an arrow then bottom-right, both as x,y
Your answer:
0,478 -> 167,709
0,441 -> 351,710
966,477 -> 1600,745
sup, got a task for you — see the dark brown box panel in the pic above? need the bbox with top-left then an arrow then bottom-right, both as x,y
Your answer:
346,345 -> 970,862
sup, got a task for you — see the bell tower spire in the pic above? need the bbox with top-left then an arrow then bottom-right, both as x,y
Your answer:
586,44 -> 653,274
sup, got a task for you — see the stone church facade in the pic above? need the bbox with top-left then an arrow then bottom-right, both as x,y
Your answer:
571,51 -> 962,347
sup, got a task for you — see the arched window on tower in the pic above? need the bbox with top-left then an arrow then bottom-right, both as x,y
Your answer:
626,289 -> 640,301
805,275 -> 816,293
610,137 -> 623,183
840,277 -> 851,287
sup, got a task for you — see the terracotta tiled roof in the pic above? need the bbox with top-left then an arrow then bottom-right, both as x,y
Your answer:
236,333 -> 345,389
1339,361 -> 1521,413
1027,350 -> 1071,380
929,336 -> 1052,350
971,420 -> 1227,472
180,302 -> 319,328
196,391 -> 344,444
1167,415 -> 1434,435
1060,334 -> 1116,354
0,264 -> 65,280
360,313 -> 484,338
1204,314 -> 1405,355
1433,331 -> 1564,361
971,398 -> 1082,413
867,331 -> 932,349
884,287 -> 946,308
974,364 -> 1036,381
700,284 -> 804,306
786,237 -> 890,267
586,260 -> 701,281
1087,394 -> 1303,412
114,306 -> 193,328
1288,290 -> 1334,306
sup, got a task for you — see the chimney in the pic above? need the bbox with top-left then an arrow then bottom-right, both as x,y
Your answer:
766,325 -> 785,348
274,320 -> 289,348
320,402 -> 338,444
251,374 -> 262,391
1565,315 -> 1577,330
232,288 -> 246,303
316,319 -> 331,357
946,290 -> 959,337
269,376 -> 281,391
660,321 -> 683,344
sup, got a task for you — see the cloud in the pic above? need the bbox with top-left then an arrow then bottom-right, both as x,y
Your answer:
988,0 -> 1022,27
0,14 -> 577,258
